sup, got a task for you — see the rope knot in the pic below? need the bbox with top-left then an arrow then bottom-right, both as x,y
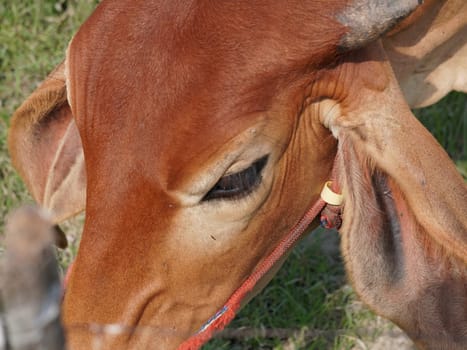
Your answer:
319,181 -> 343,230
320,205 -> 342,229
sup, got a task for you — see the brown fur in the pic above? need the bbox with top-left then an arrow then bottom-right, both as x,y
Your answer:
7,1 -> 466,349
383,0 -> 467,107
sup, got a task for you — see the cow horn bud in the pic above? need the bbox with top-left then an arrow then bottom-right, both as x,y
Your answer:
338,0 -> 423,50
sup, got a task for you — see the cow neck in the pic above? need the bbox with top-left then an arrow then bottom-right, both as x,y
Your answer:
178,160 -> 343,350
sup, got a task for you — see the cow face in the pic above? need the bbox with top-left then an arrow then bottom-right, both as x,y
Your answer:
8,0 -> 466,349
62,2 -> 346,348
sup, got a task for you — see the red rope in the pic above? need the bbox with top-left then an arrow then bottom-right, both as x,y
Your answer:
178,197 -> 327,350
179,158 -> 341,349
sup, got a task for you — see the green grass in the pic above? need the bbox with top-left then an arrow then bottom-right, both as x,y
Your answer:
203,231 -> 380,350
0,0 -> 99,124
0,1 -> 466,349
413,92 -> 467,177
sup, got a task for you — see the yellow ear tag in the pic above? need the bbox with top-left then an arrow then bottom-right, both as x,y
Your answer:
320,181 -> 343,206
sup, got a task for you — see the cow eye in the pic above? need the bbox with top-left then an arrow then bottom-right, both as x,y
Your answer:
203,155 -> 269,201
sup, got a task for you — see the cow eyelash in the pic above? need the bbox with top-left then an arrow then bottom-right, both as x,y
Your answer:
202,155 -> 269,201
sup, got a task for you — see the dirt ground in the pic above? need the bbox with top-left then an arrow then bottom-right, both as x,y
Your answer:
368,329 -> 414,350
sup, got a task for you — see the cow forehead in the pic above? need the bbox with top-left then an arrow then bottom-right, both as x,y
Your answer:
68,1 -> 346,191
69,1 -> 346,123
74,56 -> 285,194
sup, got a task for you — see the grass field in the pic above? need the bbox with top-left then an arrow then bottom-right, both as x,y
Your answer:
0,1 -> 465,349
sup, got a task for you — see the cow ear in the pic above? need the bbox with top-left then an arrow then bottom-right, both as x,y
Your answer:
332,60 -> 467,266
8,61 -> 86,245
327,50 -> 467,345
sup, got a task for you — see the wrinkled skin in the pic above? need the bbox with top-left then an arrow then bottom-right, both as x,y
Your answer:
7,0 -> 467,349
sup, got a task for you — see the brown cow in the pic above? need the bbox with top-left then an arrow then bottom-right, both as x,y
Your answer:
8,0 -> 467,349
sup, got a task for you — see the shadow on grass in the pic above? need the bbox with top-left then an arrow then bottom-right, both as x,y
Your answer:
202,228 -> 376,350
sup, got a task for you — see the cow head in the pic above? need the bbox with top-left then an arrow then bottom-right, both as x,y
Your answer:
8,0 -> 467,349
